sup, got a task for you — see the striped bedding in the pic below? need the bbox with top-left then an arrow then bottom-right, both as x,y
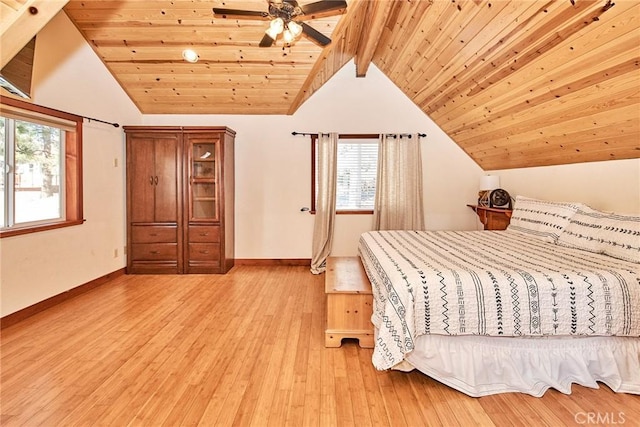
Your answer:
358,230 -> 640,370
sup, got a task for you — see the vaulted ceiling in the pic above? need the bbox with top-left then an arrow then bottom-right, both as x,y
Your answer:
2,0 -> 639,170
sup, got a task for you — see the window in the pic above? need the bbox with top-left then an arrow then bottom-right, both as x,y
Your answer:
311,134 -> 379,214
1,96 -> 83,238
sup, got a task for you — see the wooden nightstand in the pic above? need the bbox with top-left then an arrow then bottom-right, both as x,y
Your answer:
468,204 -> 513,230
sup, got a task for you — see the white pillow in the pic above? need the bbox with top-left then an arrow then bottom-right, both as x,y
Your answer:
507,196 -> 584,243
556,206 -> 640,263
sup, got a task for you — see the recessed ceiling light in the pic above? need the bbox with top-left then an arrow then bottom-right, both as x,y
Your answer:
182,49 -> 199,63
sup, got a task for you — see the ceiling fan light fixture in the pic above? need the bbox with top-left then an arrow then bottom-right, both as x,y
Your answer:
265,26 -> 279,40
182,49 -> 199,63
283,28 -> 295,44
212,0 -> 348,47
269,17 -> 285,34
288,21 -> 303,37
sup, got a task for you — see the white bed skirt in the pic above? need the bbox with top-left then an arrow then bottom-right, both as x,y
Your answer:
394,333 -> 640,397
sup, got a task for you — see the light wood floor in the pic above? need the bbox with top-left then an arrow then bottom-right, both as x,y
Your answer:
1,266 -> 638,426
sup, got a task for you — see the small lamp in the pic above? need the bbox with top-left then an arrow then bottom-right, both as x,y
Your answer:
478,175 -> 500,206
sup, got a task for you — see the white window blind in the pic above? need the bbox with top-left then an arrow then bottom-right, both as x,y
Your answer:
315,138 -> 378,211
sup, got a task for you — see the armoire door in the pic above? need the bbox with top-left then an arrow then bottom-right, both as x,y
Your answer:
128,134 -> 180,223
186,135 -> 220,223
128,136 -> 156,223
153,136 -> 180,222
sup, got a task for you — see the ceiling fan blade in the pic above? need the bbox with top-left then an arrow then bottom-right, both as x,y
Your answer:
212,8 -> 269,19
300,22 -> 331,47
259,33 -> 276,48
300,0 -> 347,16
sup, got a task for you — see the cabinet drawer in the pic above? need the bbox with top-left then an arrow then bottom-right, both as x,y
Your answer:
131,243 -> 177,261
131,225 -> 177,243
189,225 -> 220,243
188,243 -> 220,261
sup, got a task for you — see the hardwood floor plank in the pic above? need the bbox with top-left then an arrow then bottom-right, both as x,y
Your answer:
129,273 -> 264,425
377,370 -> 409,426
1,266 -> 638,427
182,270 -> 283,426
406,373 -> 444,427
228,314 -> 278,426
412,362 -> 482,426
343,344 -> 373,426
319,349 -> 338,426
180,276 -> 277,425
333,347 -> 356,426
250,313 -> 295,422
284,312 -> 313,426
478,394 -> 529,427
392,371 -> 428,426
357,347 -> 391,427
229,270 -> 296,427
268,273 -> 308,426
508,392 -> 570,427
301,275 -> 326,426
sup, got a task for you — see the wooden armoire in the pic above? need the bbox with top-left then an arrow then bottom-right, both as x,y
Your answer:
124,126 -> 235,274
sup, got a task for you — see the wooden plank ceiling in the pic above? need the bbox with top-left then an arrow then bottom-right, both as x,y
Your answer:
63,0 -> 344,115
8,0 -> 640,169
369,0 -> 640,170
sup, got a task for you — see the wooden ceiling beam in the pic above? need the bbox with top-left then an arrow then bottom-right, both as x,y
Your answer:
1,0 -> 68,68
286,0 -> 368,114
353,0 -> 393,78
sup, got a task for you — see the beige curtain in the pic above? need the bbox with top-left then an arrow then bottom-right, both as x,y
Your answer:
310,132 -> 338,274
372,133 -> 425,231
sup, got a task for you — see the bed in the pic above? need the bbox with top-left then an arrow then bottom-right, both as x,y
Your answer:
358,197 -> 640,397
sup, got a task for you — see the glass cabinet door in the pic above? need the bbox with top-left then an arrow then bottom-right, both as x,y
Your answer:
190,141 -> 218,221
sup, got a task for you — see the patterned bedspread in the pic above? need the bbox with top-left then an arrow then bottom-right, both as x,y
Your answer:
358,230 -> 640,370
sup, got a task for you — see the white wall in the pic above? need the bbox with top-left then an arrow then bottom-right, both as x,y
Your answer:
0,12 -> 141,316
3,11 -> 638,317
141,62 -> 484,258
490,159 -> 640,214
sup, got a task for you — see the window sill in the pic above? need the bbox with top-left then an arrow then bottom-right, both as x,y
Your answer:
1,219 -> 85,238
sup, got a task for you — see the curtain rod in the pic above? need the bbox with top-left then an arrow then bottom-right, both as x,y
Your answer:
84,116 -> 120,128
38,103 -> 120,128
292,131 -> 426,138
1,95 -> 121,128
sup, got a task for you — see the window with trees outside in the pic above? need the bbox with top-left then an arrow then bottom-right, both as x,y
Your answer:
1,96 -> 83,238
311,134 -> 379,214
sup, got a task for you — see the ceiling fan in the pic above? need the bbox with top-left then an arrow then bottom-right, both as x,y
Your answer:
212,0 -> 348,47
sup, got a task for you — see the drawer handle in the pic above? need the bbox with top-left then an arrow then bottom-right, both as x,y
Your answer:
150,250 -> 160,254
199,232 -> 208,236
199,250 -> 210,254
149,233 -> 158,236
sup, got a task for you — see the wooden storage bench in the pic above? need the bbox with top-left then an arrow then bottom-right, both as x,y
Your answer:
325,256 -> 374,348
